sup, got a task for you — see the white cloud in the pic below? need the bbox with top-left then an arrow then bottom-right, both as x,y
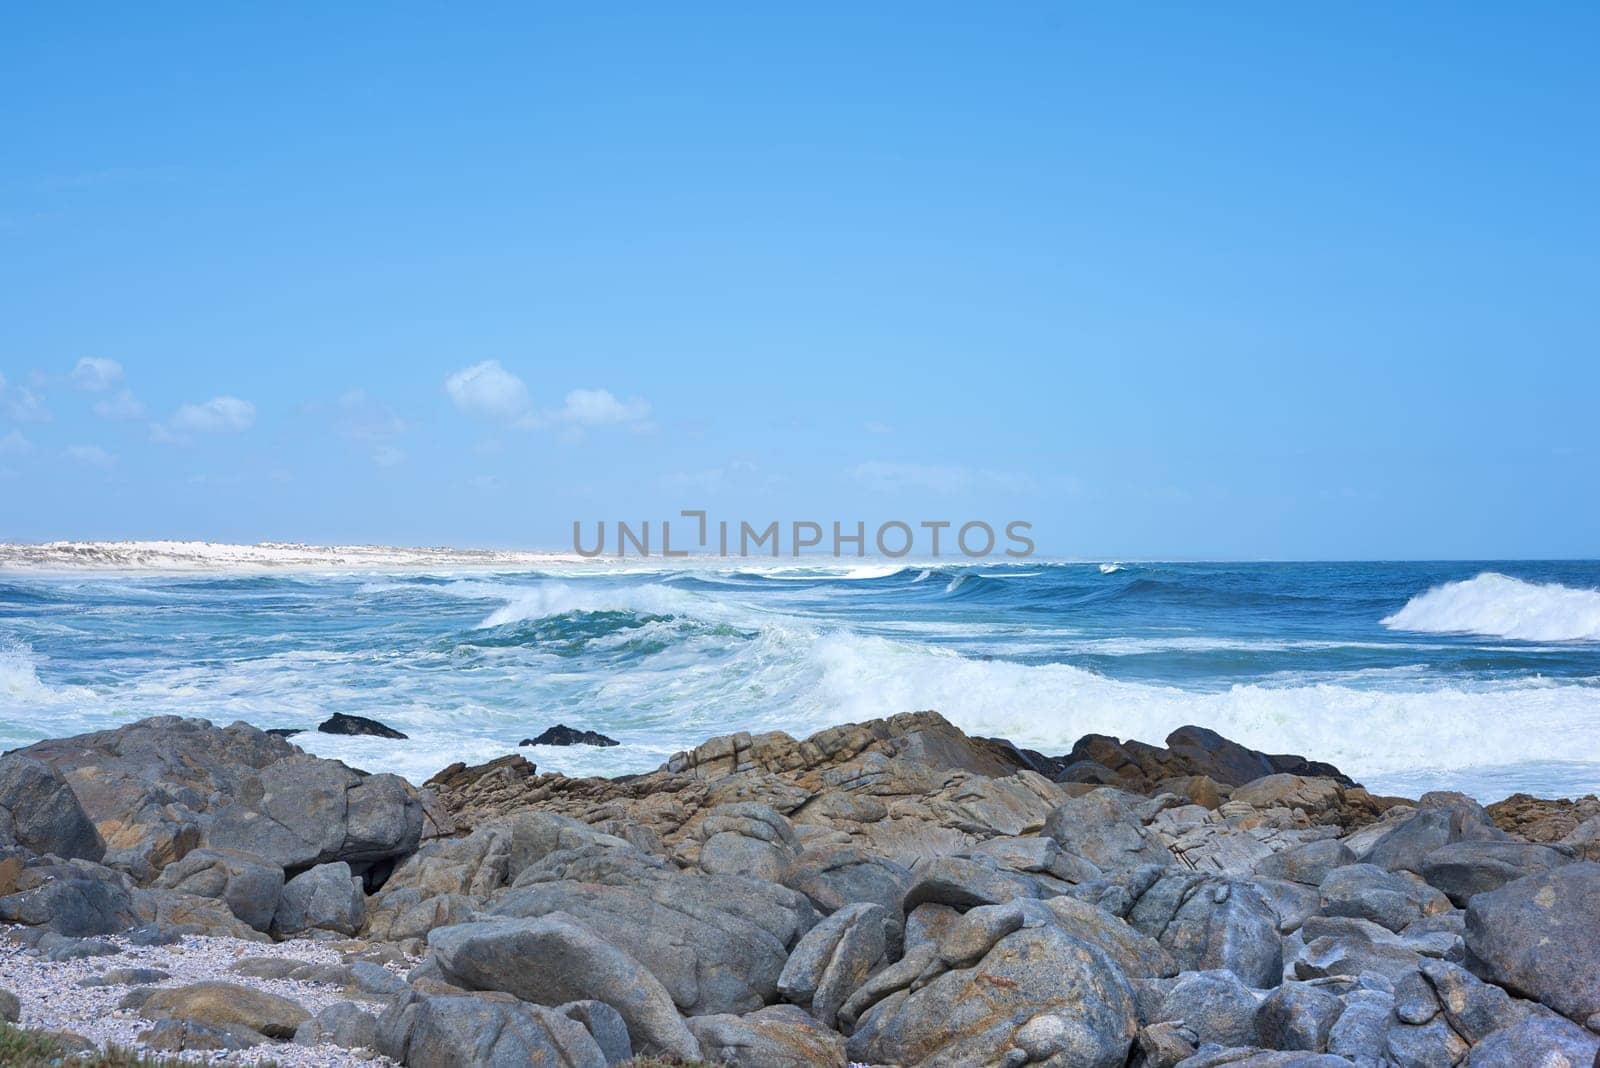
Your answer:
3,385 -> 50,423
70,357 -> 124,391
444,361 -> 531,423
865,420 -> 893,435
93,389 -> 146,420
373,445 -> 405,468
0,430 -> 31,455
65,444 -> 115,468
555,388 -> 652,428
150,396 -> 256,444
332,389 -> 406,440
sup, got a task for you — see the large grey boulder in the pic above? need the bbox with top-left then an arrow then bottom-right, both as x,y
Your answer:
0,755 -> 104,861
695,802 -> 799,882
1464,1015 -> 1600,1067
1420,840 -> 1573,906
0,857 -> 135,935
901,853 -> 1038,911
376,988 -> 607,1068
1361,792 -> 1507,873
154,848 -> 282,932
378,824 -> 511,899
1319,863 -> 1451,932
13,717 -> 422,874
554,1000 -> 632,1066
687,1005 -> 848,1068
1327,987 -> 1394,1064
271,861 -> 365,937
428,914 -> 702,1060
207,756 -> 422,870
1041,894 -> 1176,978
1465,861 -> 1600,1023
490,844 -> 816,1016
1044,788 -> 1174,870
363,888 -> 479,942
292,1001 -> 379,1049
781,847 -> 914,918
139,981 -> 310,1040
847,914 -> 1137,1068
776,902 -> 889,1029
1255,982 -> 1342,1052
1252,839 -> 1357,886
1143,875 -> 1282,988
1152,969 -> 1259,1047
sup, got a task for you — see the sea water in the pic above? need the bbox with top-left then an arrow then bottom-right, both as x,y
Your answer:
3,561 -> 1598,800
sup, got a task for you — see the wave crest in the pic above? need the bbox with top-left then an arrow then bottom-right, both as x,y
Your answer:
1382,572 -> 1600,642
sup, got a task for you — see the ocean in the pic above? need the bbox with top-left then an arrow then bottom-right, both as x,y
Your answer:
3,559 -> 1598,801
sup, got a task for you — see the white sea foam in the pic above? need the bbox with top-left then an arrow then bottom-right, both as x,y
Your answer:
1100,562 -> 1125,574
1383,572 -> 1600,642
794,632 -> 1600,796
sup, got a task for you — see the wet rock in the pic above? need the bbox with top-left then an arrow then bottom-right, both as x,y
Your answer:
0,754 -> 104,862
153,847 -> 283,932
139,981 -> 310,1039
1464,861 -> 1600,1023
521,724 -> 619,747
0,987 -> 18,1023
318,712 -> 407,739
1419,839 -> 1573,906
777,901 -> 889,1029
688,1004 -> 848,1067
428,914 -> 702,1060
271,861 -> 366,937
1319,863 -> 1451,932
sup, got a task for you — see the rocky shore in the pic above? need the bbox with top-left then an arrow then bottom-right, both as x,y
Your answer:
1,711 -> 1597,1066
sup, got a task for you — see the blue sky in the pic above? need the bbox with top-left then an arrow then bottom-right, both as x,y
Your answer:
1,4 -> 1595,558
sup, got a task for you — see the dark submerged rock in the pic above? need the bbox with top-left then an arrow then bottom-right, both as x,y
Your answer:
520,724 -> 620,748
318,712 -> 408,739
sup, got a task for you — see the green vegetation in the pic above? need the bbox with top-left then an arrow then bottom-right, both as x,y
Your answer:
0,1023 -> 279,1068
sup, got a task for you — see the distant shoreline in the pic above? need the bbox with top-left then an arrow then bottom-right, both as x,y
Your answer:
0,540 -> 595,572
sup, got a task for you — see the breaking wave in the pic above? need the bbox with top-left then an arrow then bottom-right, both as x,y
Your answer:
1383,573 -> 1600,642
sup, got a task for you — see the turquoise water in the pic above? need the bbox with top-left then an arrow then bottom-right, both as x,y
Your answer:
3,561 -> 1599,800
